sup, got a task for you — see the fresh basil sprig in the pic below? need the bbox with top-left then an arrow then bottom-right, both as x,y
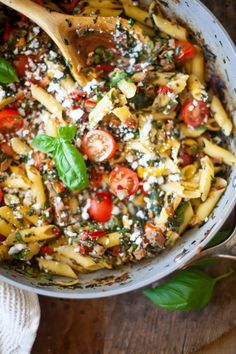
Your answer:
32,125 -> 89,191
144,267 -> 233,311
0,57 -> 18,84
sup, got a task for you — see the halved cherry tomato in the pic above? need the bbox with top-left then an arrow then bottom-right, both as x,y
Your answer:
0,234 -> 5,244
95,64 -> 114,73
82,130 -> 117,162
0,109 -> 24,134
175,41 -> 197,62
181,101 -> 209,127
40,246 -> 53,255
0,141 -> 15,157
88,192 -> 112,223
89,230 -> 106,239
109,167 -> 139,198
0,189 -> 3,203
158,85 -> 173,94
84,99 -> 96,112
179,153 -> 193,167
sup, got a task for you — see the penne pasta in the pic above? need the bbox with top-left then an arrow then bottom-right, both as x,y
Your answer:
199,137 -> 236,166
152,14 -> 187,40
37,258 -> 78,279
26,166 -> 46,208
210,96 -> 233,136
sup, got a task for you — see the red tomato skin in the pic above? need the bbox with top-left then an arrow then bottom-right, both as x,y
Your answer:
175,41 -> 197,62
95,64 -> 114,72
84,99 -> 96,112
158,85 -> 173,94
109,167 -> 140,196
40,246 -> 53,255
89,230 -> 106,239
82,130 -> 117,162
0,109 -> 24,134
0,234 -> 5,244
0,189 -> 3,203
181,101 -> 209,127
90,170 -> 103,189
0,141 -> 15,157
179,153 -> 193,167
88,192 -> 112,223
2,19 -> 12,42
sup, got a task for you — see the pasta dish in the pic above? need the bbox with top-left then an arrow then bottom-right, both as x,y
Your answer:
0,0 -> 235,285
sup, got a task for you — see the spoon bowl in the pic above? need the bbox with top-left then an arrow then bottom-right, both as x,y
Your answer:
0,0 -> 149,86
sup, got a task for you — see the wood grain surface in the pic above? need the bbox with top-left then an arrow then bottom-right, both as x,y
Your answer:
33,1 -> 236,354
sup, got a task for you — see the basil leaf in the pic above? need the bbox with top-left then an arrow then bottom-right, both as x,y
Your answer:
31,134 -> 57,153
58,124 -> 76,141
53,141 -> 89,191
0,57 -> 18,84
144,267 -> 233,311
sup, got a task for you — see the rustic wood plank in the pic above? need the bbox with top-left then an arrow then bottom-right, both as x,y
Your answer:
33,2 -> 236,354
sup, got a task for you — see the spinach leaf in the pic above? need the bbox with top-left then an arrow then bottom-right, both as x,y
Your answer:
32,125 -> 89,191
0,57 -> 18,84
54,141 -> 89,191
32,134 -> 57,153
144,267 -> 233,311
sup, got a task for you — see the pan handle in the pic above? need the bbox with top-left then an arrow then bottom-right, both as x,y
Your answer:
195,225 -> 236,261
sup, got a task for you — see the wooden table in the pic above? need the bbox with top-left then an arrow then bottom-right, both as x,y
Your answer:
33,2 -> 236,353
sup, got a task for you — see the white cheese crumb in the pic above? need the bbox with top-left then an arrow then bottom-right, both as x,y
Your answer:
8,244 -> 26,256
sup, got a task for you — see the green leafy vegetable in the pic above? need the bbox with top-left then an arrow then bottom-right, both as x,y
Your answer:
32,124 -> 89,191
15,231 -> 24,243
144,267 -> 233,311
31,134 -> 57,153
110,70 -> 131,87
0,57 -> 18,84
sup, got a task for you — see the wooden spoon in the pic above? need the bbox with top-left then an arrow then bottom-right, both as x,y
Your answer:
0,0 -> 149,86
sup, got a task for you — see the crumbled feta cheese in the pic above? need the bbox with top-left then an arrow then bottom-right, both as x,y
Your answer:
70,108 -> 84,122
81,199 -> 91,220
8,244 -> 26,256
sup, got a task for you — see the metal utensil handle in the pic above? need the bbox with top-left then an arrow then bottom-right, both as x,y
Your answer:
198,225 -> 236,261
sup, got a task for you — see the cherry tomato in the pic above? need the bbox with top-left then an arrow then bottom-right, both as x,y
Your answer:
179,153 -> 193,167
89,230 -> 106,239
158,85 -> 173,94
70,91 -> 87,101
95,64 -> 114,72
0,109 -> 24,134
109,167 -> 139,198
0,234 -> 5,244
0,189 -> 3,203
13,54 -> 36,78
175,41 -> 197,62
0,141 -> 15,157
88,192 -> 112,223
82,130 -> 117,162
84,99 -> 96,112
40,246 -> 53,255
181,101 -> 209,127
